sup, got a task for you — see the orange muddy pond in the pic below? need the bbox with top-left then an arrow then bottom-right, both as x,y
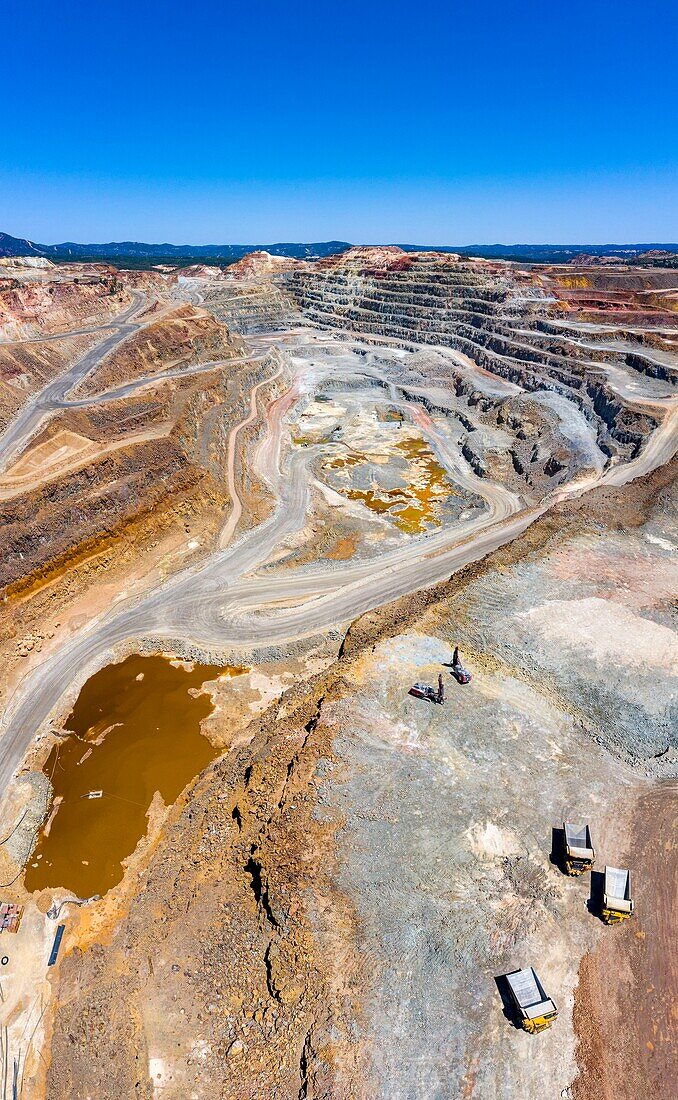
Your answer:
24,655 -> 243,898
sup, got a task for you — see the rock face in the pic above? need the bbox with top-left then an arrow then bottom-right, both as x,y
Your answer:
221,250 -> 309,280
0,271 -> 132,340
0,255 -> 54,270
287,250 -> 675,466
0,439 -> 210,593
0,332 -> 98,433
73,303 -> 246,396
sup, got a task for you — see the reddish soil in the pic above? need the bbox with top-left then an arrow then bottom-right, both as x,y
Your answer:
572,782 -> 677,1099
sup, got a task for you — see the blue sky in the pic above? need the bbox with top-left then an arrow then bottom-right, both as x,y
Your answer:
2,0 -> 676,243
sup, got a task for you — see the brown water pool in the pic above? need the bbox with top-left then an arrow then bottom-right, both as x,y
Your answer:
24,654 -> 243,898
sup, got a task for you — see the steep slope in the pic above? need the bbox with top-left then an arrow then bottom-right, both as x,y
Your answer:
0,232 -> 47,258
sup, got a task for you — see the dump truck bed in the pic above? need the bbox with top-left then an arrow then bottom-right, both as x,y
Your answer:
605,866 -> 630,899
564,822 -> 594,860
506,967 -> 556,1019
604,865 -> 632,908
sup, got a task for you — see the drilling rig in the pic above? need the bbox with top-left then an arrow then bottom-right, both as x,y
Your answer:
409,673 -> 445,704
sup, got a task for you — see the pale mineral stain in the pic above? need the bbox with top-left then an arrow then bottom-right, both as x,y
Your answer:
326,435 -> 456,534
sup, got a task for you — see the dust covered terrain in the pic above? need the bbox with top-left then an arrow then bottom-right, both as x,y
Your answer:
0,250 -> 675,1098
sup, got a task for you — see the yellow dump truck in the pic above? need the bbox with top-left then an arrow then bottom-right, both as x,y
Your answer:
563,822 -> 595,875
505,967 -> 558,1033
602,865 -> 634,924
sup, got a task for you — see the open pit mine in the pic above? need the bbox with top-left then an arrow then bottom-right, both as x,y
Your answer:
0,246 -> 675,1099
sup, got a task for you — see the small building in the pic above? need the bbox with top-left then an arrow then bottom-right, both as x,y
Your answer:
0,903 -> 24,934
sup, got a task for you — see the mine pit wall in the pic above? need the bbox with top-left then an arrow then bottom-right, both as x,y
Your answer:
179,346 -> 288,533
48,394 -> 170,444
507,319 -> 676,381
1,377 -> 222,598
0,438 -> 218,594
203,278 -> 301,335
173,349 -> 280,471
72,303 -> 247,398
0,275 -> 135,341
623,351 -> 675,382
0,332 -> 101,432
0,463 -> 229,775
285,260 -> 663,468
0,347 -> 286,710
542,267 -> 678,294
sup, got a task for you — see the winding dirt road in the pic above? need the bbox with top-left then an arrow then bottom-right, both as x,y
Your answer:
0,291 -> 147,473
0,320 -> 676,793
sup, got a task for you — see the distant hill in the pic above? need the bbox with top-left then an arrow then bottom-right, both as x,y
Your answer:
0,232 -> 352,267
397,243 -> 678,265
1,231 -> 677,268
0,232 -> 47,258
43,239 -> 354,265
